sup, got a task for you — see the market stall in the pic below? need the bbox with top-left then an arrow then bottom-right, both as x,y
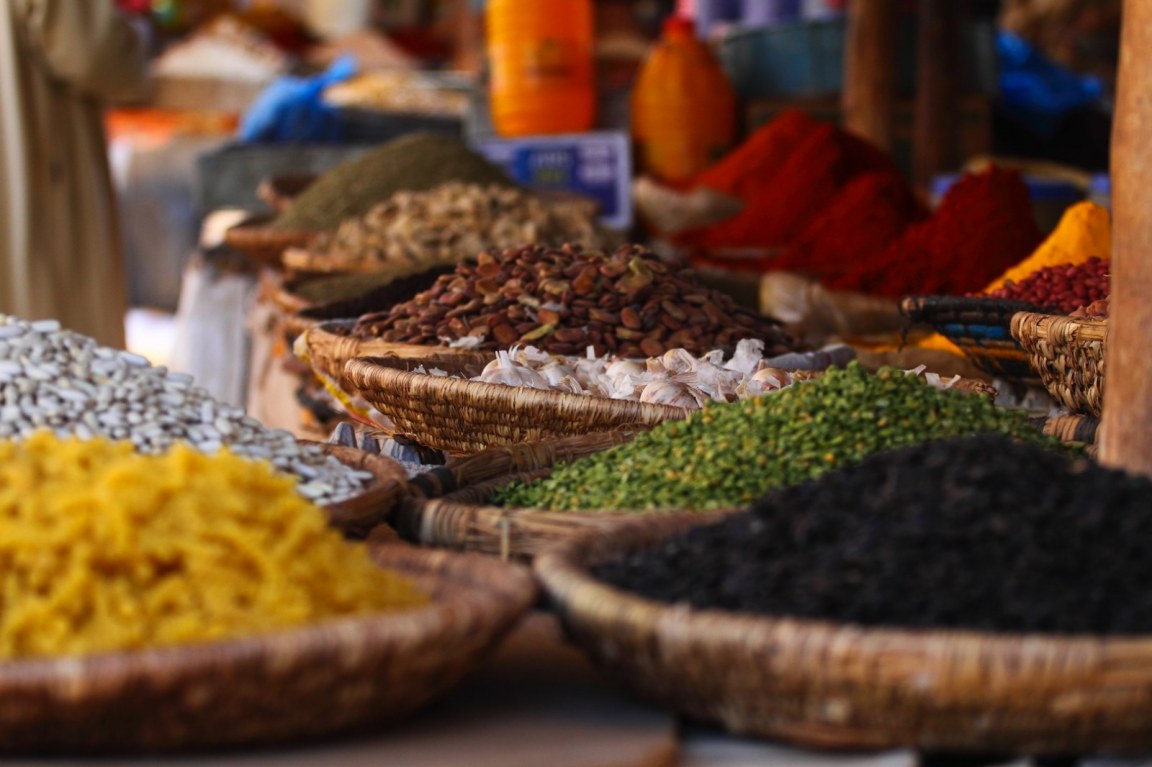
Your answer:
1,0 -> 1147,764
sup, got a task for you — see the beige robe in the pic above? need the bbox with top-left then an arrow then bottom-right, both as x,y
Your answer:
0,0 -> 148,348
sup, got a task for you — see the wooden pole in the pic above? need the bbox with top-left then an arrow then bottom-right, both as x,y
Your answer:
842,0 -> 899,151
912,0 -> 958,186
1099,0 -> 1152,477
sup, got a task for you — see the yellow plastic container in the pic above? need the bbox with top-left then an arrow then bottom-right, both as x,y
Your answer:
630,16 -> 737,184
485,0 -> 596,138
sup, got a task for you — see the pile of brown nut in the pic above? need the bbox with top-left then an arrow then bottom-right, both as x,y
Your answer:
352,244 -> 797,358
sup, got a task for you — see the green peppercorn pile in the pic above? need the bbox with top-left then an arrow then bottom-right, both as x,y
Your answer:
494,363 -> 1072,512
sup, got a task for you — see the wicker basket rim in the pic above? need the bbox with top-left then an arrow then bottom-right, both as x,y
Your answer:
3,545 -> 535,683
344,355 -> 694,423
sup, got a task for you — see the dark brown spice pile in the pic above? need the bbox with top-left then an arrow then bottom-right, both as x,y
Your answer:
352,243 -> 797,358
595,434 -> 1152,636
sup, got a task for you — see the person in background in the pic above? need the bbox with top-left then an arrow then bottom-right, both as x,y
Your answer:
0,0 -> 150,349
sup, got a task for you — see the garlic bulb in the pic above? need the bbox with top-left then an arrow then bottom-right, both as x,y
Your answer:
638,381 -> 708,409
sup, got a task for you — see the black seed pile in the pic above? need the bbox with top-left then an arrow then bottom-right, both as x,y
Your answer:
594,435 -> 1152,636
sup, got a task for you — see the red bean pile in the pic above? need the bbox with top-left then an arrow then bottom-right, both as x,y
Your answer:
984,257 -> 1109,315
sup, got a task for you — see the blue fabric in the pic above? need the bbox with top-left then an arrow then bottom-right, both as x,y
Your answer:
997,31 -> 1104,139
238,55 -> 358,143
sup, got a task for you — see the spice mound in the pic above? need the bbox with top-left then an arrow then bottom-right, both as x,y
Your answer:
595,434 -> 1152,636
297,181 -> 617,274
495,362 -> 1065,512
983,257 -> 1109,315
352,243 -> 798,359
271,133 -> 515,232
0,432 -> 427,660
0,315 -> 369,506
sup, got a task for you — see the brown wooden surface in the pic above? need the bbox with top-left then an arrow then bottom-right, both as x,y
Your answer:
842,0 -> 899,151
1100,0 -> 1152,477
912,0 -> 958,185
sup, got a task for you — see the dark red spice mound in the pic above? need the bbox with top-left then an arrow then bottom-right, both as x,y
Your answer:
825,167 -> 1044,298
769,170 -> 929,279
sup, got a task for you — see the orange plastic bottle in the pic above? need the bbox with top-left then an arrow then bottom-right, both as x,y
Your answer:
631,16 -> 737,184
485,0 -> 597,137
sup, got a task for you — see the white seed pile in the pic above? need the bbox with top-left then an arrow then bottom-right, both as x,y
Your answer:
0,316 -> 371,505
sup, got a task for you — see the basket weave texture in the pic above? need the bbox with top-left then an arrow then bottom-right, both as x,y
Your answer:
396,426 -> 746,559
900,295 -> 1048,384
1011,311 -> 1107,417
0,545 -> 537,755
313,442 -> 410,538
398,432 -> 651,559
342,356 -> 691,455
297,321 -> 495,383
534,514 -> 1152,754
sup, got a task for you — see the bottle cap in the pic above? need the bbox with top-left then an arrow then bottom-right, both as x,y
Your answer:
663,15 -> 696,37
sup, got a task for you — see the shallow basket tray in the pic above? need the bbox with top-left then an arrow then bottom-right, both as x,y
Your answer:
342,356 -> 692,455
296,320 -> 495,384
534,514 -> 1152,755
0,544 -> 537,755
398,431 -> 665,559
1011,311 -> 1107,417
900,295 -> 1050,385
313,442 -> 411,538
224,222 -> 321,270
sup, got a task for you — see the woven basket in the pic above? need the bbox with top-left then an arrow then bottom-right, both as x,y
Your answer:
224,222 -> 321,270
296,321 -> 495,384
342,356 -> 692,455
396,430 -> 645,555
0,545 -> 537,755
900,295 -> 1050,384
535,515 -> 1152,754
398,431 -> 657,559
313,442 -> 410,538
1011,312 -> 1107,417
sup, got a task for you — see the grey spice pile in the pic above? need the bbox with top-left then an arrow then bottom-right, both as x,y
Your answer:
0,316 -> 370,505
353,243 -> 796,359
595,434 -> 1152,636
496,363 -> 1069,511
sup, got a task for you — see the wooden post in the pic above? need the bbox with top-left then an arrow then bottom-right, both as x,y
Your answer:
912,0 -> 958,186
1099,0 -> 1152,477
842,0 -> 899,150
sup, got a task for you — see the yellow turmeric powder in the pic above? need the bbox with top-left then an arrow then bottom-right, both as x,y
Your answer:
983,201 -> 1110,292
0,432 -> 427,660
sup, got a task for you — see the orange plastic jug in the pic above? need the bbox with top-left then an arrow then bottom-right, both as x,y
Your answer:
486,0 -> 597,137
631,16 -> 737,184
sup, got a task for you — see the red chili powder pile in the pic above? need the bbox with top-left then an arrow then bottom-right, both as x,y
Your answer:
770,170 -> 929,280
824,167 -> 1044,298
677,109 -> 902,249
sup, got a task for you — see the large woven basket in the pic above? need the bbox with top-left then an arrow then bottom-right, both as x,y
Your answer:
313,442 -> 410,538
1011,312 -> 1107,417
295,320 -> 495,384
224,222 -> 321,270
900,295 -> 1049,384
342,356 -> 692,455
0,545 -> 537,755
535,515 -> 1152,755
